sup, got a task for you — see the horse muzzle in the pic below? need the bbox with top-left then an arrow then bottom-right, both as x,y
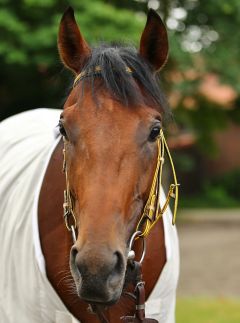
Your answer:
70,244 -> 126,304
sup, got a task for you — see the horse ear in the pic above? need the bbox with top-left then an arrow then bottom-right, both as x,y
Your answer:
58,7 -> 91,74
139,9 -> 168,72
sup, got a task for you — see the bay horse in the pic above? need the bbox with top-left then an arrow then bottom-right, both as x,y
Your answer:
0,7 -> 179,323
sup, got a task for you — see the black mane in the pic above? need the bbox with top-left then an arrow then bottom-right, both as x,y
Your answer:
78,44 -> 171,119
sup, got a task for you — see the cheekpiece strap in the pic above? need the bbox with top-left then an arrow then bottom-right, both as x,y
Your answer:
136,129 -> 179,238
62,138 -> 77,240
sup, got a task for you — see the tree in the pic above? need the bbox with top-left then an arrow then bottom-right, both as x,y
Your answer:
0,0 -> 144,119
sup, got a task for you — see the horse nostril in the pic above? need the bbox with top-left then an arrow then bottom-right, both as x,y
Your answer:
71,246 -> 85,276
106,251 -> 124,290
113,251 -> 124,275
71,246 -> 78,262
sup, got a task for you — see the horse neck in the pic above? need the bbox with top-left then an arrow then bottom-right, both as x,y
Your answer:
38,139 -> 166,322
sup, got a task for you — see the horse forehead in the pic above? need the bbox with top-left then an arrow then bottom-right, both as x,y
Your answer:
77,97 -> 152,138
66,87 -> 155,155
79,108 -> 144,152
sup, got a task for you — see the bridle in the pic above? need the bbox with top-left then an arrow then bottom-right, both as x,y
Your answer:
61,67 -> 179,322
62,129 -> 179,244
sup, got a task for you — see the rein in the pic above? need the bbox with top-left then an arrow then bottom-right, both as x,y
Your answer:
61,67 -> 179,322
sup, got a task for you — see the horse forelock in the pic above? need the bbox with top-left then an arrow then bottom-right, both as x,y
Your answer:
73,43 -> 171,121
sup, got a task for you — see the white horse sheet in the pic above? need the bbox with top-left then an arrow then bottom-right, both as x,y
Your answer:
0,109 -> 179,323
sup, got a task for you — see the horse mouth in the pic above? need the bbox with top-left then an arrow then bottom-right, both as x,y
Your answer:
71,269 -> 125,306
76,284 -> 123,306
69,245 -> 128,306
72,263 -> 137,308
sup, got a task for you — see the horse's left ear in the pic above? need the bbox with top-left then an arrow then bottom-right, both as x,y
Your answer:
58,7 -> 91,74
139,9 -> 168,72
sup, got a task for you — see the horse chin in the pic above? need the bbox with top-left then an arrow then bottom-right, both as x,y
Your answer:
82,296 -> 120,307
71,273 -> 124,306
77,287 -> 122,307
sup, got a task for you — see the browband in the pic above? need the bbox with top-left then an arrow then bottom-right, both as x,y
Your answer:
73,65 -> 133,88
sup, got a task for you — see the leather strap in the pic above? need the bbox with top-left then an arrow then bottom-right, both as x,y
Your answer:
120,262 -> 159,323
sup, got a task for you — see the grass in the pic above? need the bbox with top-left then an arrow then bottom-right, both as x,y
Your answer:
176,298 -> 240,323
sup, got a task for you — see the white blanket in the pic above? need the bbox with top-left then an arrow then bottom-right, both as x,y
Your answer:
0,109 -> 179,323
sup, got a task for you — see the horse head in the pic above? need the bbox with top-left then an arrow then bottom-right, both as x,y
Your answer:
57,7 -> 169,306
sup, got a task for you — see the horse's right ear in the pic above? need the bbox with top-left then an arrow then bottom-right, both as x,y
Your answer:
139,9 -> 168,72
58,7 -> 91,74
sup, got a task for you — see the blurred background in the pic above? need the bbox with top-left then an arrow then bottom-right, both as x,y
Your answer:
0,0 -> 239,322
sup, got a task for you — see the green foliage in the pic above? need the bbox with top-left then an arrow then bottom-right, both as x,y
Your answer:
1,0 -> 239,122
180,169 -> 240,208
174,97 -> 229,156
0,0 -> 145,119
173,151 -> 196,173
166,0 -> 240,156
210,169 -> 240,200
0,0 -> 144,67
181,1 -> 240,92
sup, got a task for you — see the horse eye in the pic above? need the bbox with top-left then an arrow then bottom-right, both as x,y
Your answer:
148,126 -> 161,142
58,120 -> 67,139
